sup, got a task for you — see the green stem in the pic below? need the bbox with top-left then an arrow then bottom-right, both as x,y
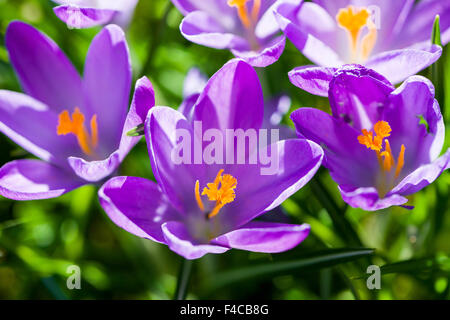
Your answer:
174,259 -> 193,300
140,2 -> 172,77
310,178 -> 361,247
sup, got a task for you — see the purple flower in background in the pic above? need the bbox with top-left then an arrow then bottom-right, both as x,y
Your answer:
275,0 -> 450,85
99,60 -> 324,259
291,65 -> 450,211
52,0 -> 138,29
171,0 -> 286,67
0,22 -> 155,200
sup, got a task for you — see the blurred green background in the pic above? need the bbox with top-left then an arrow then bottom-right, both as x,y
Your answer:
0,0 -> 449,300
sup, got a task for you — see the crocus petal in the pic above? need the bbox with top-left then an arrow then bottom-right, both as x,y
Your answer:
311,0 -> 348,17
275,1 -> 343,67
328,65 -> 395,131
290,107 -> 378,187
117,76 -> 155,162
170,0 -> 235,20
398,0 -> 450,46
354,0 -> 414,53
365,45 -> 442,84
178,94 -> 199,121
339,186 -> 409,211
391,149 -> 450,196
67,151 -> 120,182
255,0 -> 285,39
83,24 -> 132,154
53,5 -> 117,29
161,221 -> 229,260
0,159 -> 83,200
180,11 -> 248,50
218,139 -> 323,231
0,90 -> 80,165
5,21 -> 83,112
212,221 -> 310,253
98,176 -> 180,243
383,76 -> 444,174
146,106 -> 206,213
231,35 -> 286,68
288,66 -> 337,97
193,59 -> 264,133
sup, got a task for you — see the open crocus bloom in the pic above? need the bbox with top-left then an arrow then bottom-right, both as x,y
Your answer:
52,0 -> 138,29
0,22 -> 155,200
275,0 -> 449,85
171,0 -> 286,67
291,65 -> 450,211
99,60 -> 324,259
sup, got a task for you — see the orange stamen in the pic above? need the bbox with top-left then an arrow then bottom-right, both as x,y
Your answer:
57,107 -> 98,156
195,180 -> 205,212
90,114 -> 98,148
380,139 -> 394,172
336,6 -> 377,62
361,19 -> 378,61
251,0 -> 261,22
228,0 -> 261,29
195,169 -> 237,219
395,145 -> 405,179
358,121 -> 407,196
337,6 -> 370,50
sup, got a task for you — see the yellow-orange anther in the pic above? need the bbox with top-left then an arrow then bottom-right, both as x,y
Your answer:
361,19 -> 378,61
395,144 -> 405,179
336,6 -> 377,62
228,0 -> 261,29
196,169 -> 237,219
57,107 -> 98,156
357,121 -> 391,152
251,0 -> 261,22
336,6 -> 370,50
358,129 -> 378,151
195,180 -> 205,212
374,120 -> 392,139
380,139 -> 394,172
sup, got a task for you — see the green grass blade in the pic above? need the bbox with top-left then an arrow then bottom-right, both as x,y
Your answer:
204,248 -> 374,292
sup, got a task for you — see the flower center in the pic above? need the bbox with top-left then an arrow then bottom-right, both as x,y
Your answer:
195,169 -> 237,219
228,0 -> 261,29
57,107 -> 98,156
336,6 -> 378,63
358,121 -> 405,197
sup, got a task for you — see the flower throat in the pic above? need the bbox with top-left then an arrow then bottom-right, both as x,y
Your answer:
358,121 -> 405,197
57,107 -> 98,156
336,5 -> 378,63
195,169 -> 237,219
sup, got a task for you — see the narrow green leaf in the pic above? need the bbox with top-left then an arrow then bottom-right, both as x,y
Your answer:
126,123 -> 145,137
353,256 -> 450,280
430,15 -> 444,112
203,248 -> 374,292
431,15 -> 442,46
310,178 -> 362,247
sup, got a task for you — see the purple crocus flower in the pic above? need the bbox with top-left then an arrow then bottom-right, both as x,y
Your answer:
99,60 -> 324,259
290,65 -> 450,211
0,22 -> 155,200
171,0 -> 286,67
52,0 -> 138,29
275,0 -> 449,85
